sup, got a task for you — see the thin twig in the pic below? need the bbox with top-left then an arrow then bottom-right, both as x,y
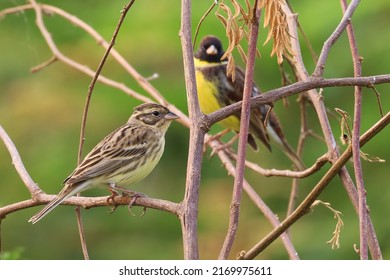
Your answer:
193,2 -> 217,48
76,0 -> 136,260
237,153 -> 329,178
0,126 -> 40,197
78,0 -> 136,163
286,97 -> 309,217
30,56 -> 57,73
312,0 -> 361,77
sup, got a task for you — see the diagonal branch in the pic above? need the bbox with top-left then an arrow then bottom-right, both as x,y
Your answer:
312,0 -> 361,77
0,126 -> 40,197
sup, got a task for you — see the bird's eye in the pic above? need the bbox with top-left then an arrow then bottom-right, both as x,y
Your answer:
152,111 -> 160,117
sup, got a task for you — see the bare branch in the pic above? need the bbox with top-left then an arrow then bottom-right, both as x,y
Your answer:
340,0 -> 368,259
219,0 -> 261,260
312,0 -> 361,77
179,0 -> 206,260
205,75 -> 390,128
0,194 -> 180,219
241,153 -> 329,178
0,126 -> 40,197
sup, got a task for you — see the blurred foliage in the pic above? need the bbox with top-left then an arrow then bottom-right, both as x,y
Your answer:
0,0 -> 389,260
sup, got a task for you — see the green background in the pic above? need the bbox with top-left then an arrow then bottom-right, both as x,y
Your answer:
0,0 -> 389,259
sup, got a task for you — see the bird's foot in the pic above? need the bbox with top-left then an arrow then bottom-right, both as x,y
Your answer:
107,188 -> 121,213
106,183 -> 147,215
126,192 -> 147,216
107,186 -> 120,203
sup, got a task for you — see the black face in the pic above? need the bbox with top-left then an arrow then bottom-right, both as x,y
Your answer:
195,35 -> 227,63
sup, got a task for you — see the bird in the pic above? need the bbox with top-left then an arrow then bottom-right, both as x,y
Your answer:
194,35 -> 304,169
29,103 -> 179,224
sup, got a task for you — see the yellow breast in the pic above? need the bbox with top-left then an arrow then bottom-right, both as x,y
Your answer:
194,59 -> 240,131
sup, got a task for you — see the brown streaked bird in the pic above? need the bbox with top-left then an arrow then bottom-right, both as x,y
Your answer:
29,103 -> 179,224
194,35 -> 304,169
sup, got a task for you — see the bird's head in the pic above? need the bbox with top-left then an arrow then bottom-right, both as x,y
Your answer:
129,103 -> 179,131
195,35 -> 226,63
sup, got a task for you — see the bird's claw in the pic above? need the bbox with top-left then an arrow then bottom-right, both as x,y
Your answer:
127,192 -> 147,216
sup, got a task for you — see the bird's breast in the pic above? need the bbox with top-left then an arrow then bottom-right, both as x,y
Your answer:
195,65 -> 240,131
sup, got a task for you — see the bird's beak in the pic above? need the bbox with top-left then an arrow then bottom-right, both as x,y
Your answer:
206,44 -> 218,55
165,111 -> 179,120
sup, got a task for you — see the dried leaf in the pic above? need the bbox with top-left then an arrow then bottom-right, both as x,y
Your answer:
335,108 -> 352,145
312,200 -> 344,249
215,0 -> 262,78
360,151 -> 386,163
261,0 -> 295,64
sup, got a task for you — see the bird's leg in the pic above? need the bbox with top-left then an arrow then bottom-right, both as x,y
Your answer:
107,183 -> 121,213
113,185 -> 146,199
107,183 -> 147,214
107,183 -> 120,204
127,193 -> 147,217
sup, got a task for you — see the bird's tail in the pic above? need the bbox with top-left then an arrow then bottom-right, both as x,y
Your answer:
29,183 -> 85,224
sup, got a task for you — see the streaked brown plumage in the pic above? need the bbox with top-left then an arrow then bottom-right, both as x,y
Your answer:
29,103 -> 179,224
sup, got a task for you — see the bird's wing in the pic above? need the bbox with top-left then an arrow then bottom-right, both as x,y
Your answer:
64,124 -> 148,186
225,65 -> 271,151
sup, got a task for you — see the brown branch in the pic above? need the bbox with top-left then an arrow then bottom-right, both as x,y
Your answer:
286,97 -> 309,218
340,0 -> 367,259
219,0 -> 261,260
239,111 -> 390,259
0,126 -> 40,197
205,75 -> 390,128
179,0 -> 206,260
30,56 -> 57,73
241,153 -> 329,178
0,195 -> 180,219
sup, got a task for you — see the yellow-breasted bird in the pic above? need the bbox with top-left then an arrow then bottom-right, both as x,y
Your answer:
194,35 -> 304,169
29,103 -> 179,224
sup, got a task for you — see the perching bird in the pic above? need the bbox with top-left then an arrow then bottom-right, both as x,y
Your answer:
194,35 -> 304,169
29,103 -> 179,224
